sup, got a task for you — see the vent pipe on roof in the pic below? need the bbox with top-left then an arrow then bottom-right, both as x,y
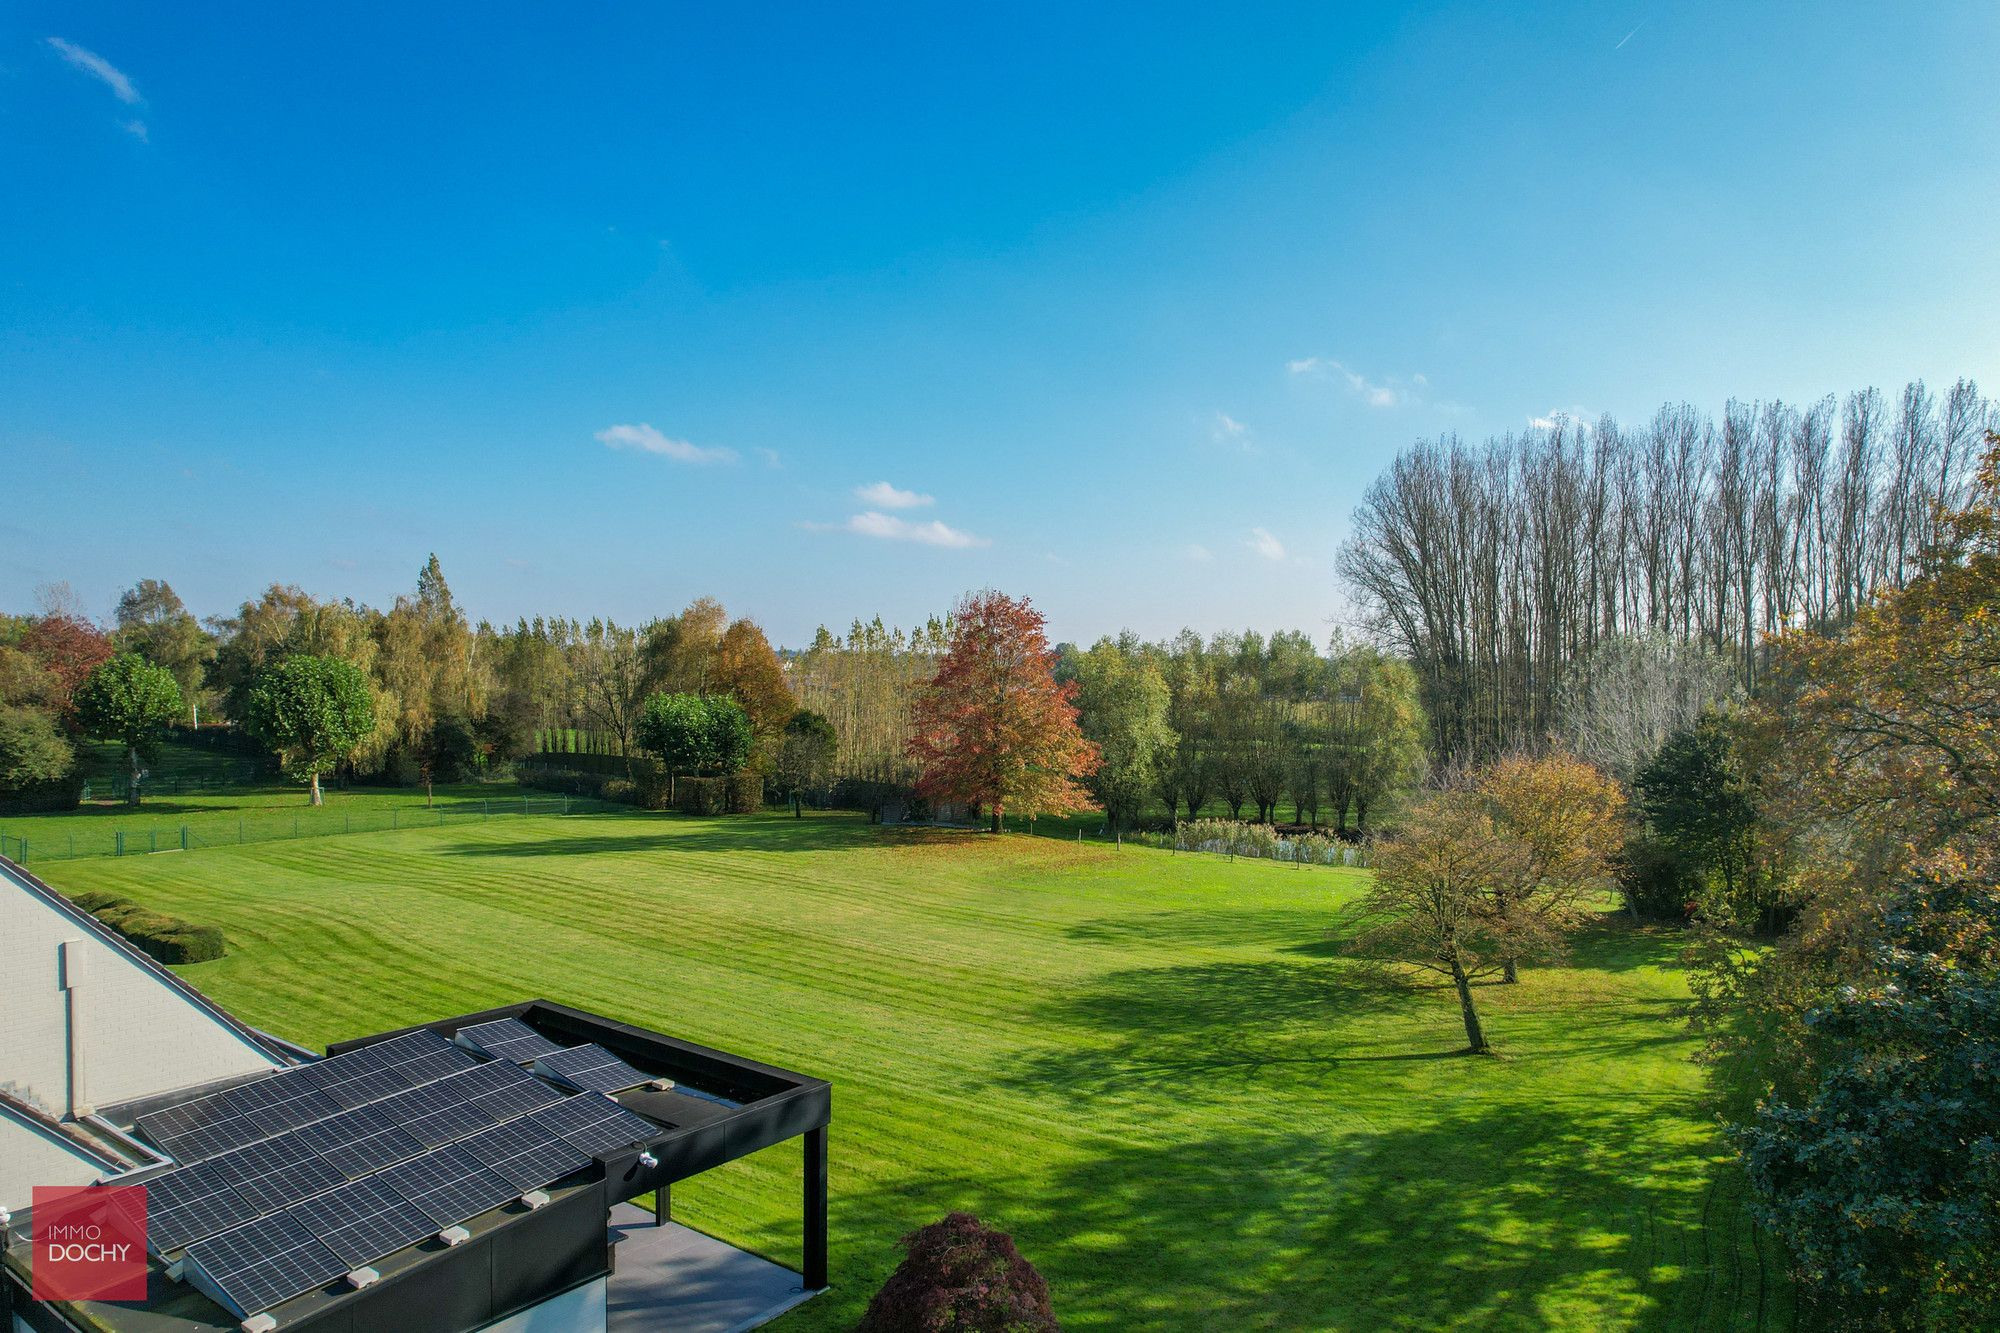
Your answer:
59,940 -> 90,1118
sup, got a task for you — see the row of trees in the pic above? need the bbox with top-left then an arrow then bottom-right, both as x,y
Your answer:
1342,378 -> 1996,758
6,557 -> 1435,829
1064,630 -> 1427,832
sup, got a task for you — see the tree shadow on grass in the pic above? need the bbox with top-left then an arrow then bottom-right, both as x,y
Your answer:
811,1102 -> 1792,1333
986,957 -> 1442,1099
1285,914 -> 1692,979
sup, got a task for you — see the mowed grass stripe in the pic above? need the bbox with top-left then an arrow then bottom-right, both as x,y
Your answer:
42,810 -> 1786,1331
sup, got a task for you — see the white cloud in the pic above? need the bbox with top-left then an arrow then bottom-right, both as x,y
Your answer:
1287,357 -> 1407,408
595,422 -> 738,464
1248,527 -> 1286,561
1528,406 -> 1594,430
1185,543 -> 1214,563
47,38 -> 141,104
755,447 -> 783,469
853,480 -> 933,509
1210,412 -> 1250,446
120,118 -> 148,142
846,511 -> 988,548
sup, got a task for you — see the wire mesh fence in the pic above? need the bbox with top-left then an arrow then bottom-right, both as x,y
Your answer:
0,795 -> 614,866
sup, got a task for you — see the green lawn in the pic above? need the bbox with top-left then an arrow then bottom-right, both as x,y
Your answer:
35,810 -> 1786,1331
0,779 -> 562,862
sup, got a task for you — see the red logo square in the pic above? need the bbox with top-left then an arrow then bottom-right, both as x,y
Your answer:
31,1185 -> 148,1302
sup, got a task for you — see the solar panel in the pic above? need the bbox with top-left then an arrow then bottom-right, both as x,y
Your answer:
248,1087 -> 341,1135
523,1094 -> 659,1157
371,1077 -> 495,1148
186,1213 -> 346,1317
455,1016 -> 565,1062
393,1044 -> 481,1087
283,1176 -> 437,1269
211,1135 -> 348,1215
536,1043 -> 652,1095
463,1062 -> 564,1122
314,1067 -> 408,1110
457,1117 -> 592,1190
377,1146 -> 518,1228
291,1105 -> 426,1179
144,1164 -> 261,1254
137,1094 -> 247,1161
366,1028 -> 457,1065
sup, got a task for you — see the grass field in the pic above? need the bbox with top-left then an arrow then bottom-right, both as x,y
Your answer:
0,778 -> 572,862
34,810 -> 1787,1331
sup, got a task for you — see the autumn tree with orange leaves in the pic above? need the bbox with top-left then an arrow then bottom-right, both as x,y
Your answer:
907,591 -> 1098,832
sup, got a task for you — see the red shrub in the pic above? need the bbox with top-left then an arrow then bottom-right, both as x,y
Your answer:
856,1212 -> 1059,1333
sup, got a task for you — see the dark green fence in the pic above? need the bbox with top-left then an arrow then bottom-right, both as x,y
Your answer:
0,795 -> 614,866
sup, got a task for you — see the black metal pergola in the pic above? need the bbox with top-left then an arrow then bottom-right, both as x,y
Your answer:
329,999 -> 832,1290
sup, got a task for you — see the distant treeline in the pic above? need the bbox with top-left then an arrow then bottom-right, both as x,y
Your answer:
1342,378 -> 1996,758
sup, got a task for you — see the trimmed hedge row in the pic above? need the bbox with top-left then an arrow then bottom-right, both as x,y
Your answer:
520,761 -> 764,815
673,773 -> 763,816
66,891 -> 226,964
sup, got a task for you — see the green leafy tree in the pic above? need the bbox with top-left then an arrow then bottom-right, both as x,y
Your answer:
112,579 -> 215,723
774,709 -> 838,816
637,692 -> 713,781
704,697 -> 754,775
244,655 -> 376,805
1067,637 -> 1172,831
637,694 -> 755,796
73,653 -> 183,805
1635,712 -> 1783,931
1737,853 -> 2000,1328
0,704 -> 74,795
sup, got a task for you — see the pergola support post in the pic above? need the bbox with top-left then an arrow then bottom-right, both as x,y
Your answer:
804,1125 -> 828,1290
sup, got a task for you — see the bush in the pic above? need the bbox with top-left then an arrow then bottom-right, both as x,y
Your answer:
66,892 -> 225,964
1617,834 -> 1700,921
856,1212 -> 1059,1333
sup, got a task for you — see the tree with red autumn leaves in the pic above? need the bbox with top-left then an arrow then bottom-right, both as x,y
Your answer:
907,590 -> 1098,832
20,612 -> 114,720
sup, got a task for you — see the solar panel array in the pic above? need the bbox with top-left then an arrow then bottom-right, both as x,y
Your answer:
455,1016 -> 567,1062
138,1030 -> 474,1162
184,1214 -> 347,1319
133,1022 -> 669,1319
536,1042 -> 652,1094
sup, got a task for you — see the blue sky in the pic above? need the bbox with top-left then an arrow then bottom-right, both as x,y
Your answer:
4,2 -> 1996,647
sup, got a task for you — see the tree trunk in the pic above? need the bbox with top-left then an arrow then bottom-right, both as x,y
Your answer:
793,793 -> 802,818
1448,951 -> 1488,1054
127,745 -> 142,806
990,805 -> 1003,834
1501,957 -> 1518,984
310,770 -> 324,806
